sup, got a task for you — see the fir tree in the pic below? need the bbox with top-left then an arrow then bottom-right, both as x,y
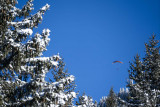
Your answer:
127,54 -> 145,106
117,88 -> 129,107
105,87 -> 117,107
50,58 -> 76,93
76,93 -> 97,107
0,0 -> 76,106
98,87 -> 119,107
49,58 -> 77,106
99,96 -> 107,107
126,35 -> 160,106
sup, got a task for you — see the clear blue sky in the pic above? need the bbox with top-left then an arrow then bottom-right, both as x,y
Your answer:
18,0 -> 160,101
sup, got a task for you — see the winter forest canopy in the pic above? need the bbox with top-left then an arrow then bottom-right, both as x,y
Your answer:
0,0 -> 160,106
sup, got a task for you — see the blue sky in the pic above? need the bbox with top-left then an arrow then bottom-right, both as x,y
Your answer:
18,0 -> 160,101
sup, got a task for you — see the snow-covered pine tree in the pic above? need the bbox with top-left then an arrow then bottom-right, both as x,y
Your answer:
49,58 -> 77,106
117,88 -> 129,107
50,58 -> 76,93
98,87 -> 118,107
98,96 -> 107,107
126,35 -> 160,106
126,54 -> 145,106
0,0 -> 76,106
142,35 -> 160,106
106,87 -> 117,107
76,93 -> 97,107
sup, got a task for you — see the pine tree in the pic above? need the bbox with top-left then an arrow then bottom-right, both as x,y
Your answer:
142,35 -> 160,106
98,87 -> 118,107
105,87 -> 117,107
49,58 -> 77,106
117,88 -> 129,107
126,35 -> 160,106
127,54 -> 145,106
99,96 -> 107,107
0,0 -> 76,106
76,93 -> 97,107
50,58 -> 76,93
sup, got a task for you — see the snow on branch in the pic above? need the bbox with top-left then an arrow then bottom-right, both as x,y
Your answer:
7,4 -> 50,29
6,75 -> 76,106
17,28 -> 33,35
25,54 -> 61,67
25,29 -> 51,56
40,4 -> 50,11
46,75 -> 76,106
0,1 -> 77,106
8,0 -> 34,18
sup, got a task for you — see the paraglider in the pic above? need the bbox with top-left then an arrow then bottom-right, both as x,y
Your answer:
112,61 -> 123,64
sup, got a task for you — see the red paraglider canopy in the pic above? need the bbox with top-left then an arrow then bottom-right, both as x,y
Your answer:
112,61 -> 123,64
